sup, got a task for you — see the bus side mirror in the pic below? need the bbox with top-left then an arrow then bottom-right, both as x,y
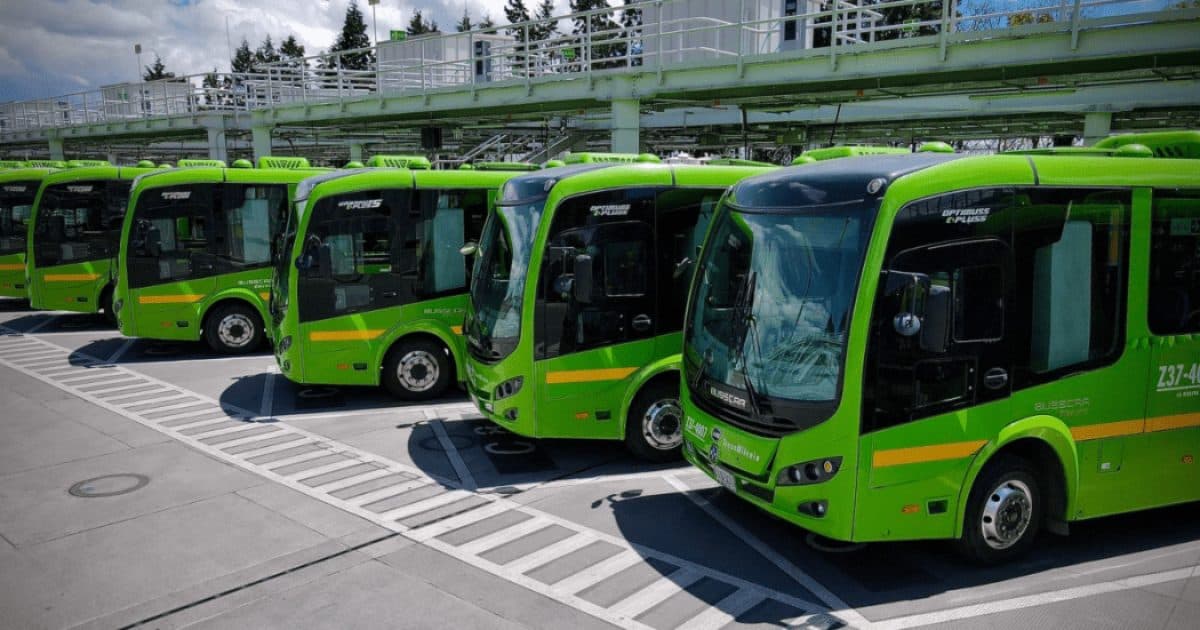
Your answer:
884,270 -> 931,337
572,254 -> 593,304
459,241 -> 478,256
295,237 -> 319,272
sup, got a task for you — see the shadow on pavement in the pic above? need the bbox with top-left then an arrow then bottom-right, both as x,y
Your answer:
0,298 -> 33,313
612,482 -> 1200,617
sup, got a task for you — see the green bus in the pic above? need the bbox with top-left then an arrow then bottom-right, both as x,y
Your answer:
115,160 -> 329,353
1,166 -> 61,298
27,163 -> 156,321
679,131 -> 1200,563
463,160 -> 775,461
272,167 -> 518,400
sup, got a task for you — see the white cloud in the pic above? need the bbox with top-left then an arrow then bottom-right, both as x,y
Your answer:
0,0 -> 576,101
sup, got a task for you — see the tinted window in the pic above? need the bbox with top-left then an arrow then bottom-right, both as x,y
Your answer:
655,188 -> 723,332
127,184 -> 215,288
0,181 -> 36,256
217,184 -> 288,268
1148,190 -> 1200,336
34,180 -> 131,266
536,188 -> 656,359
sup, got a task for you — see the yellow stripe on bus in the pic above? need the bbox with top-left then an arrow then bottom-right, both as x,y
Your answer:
1070,419 -> 1146,442
1146,412 -> 1200,433
44,273 -> 100,282
0,263 -> 24,271
137,294 -> 205,304
545,367 -> 637,384
872,440 -> 987,468
309,329 -> 384,342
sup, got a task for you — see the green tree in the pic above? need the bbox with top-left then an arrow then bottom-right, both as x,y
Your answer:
457,7 -> 473,32
618,0 -> 641,66
479,13 -> 497,30
255,34 -> 281,66
231,38 -> 255,74
407,9 -> 438,35
569,0 -> 619,68
201,67 -> 220,106
532,0 -> 558,42
280,35 -> 307,68
506,1 -> 532,74
143,54 -> 175,81
331,0 -> 374,70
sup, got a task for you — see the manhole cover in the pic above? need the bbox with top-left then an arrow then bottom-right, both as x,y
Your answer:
68,474 -> 150,498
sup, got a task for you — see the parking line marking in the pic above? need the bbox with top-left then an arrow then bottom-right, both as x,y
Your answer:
122,395 -> 193,410
106,338 -> 136,363
215,430 -> 294,451
609,568 -> 703,620
553,550 -> 645,595
88,382 -> 154,396
665,474 -> 874,629
347,479 -> 433,505
22,316 -> 58,334
261,449 -> 334,471
165,415 -> 234,430
291,458 -> 364,482
457,516 -> 554,556
503,533 -> 599,574
677,589 -> 766,630
0,328 -> 850,630
259,367 -> 276,419
202,425 -> 280,445
874,565 -> 1199,629
430,418 -> 477,491
407,502 -> 513,542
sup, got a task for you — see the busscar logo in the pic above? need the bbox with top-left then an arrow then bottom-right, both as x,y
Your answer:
161,191 -> 191,200
590,203 -> 630,217
942,208 -> 991,224
337,199 -> 383,210
3,186 -> 26,193
67,185 -> 94,193
709,386 -> 747,409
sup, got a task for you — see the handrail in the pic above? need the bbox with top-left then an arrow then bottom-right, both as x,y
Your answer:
0,0 -> 1191,138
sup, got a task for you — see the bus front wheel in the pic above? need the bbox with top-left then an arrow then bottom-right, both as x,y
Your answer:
204,303 -> 264,355
955,454 -> 1042,564
624,380 -> 683,462
382,338 -> 452,401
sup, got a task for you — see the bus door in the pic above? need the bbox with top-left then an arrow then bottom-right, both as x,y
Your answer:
535,188 -> 657,438
1145,189 -> 1200,505
127,184 -> 220,330
861,190 -> 1015,536
296,190 -> 408,383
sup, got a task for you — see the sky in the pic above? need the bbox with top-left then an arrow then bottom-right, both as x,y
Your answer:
0,0 -> 573,102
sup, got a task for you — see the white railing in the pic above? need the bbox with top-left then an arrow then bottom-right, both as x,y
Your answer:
0,0 -> 1189,137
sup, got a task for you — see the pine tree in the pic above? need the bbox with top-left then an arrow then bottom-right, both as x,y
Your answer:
532,0 -> 558,42
505,1 -> 532,74
255,34 -> 281,66
479,13 -> 496,30
143,54 -> 175,81
280,35 -> 307,68
407,9 -> 437,36
618,0 -> 641,66
331,0 -> 374,70
457,7 -> 473,32
231,38 -> 255,74
569,1 -> 618,68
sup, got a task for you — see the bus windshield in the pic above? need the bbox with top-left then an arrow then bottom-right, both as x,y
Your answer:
684,202 -> 871,431
34,181 -> 130,267
0,182 -> 37,255
467,200 -> 544,361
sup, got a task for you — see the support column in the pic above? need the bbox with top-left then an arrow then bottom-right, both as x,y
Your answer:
48,136 -> 65,161
1082,112 -> 1112,146
251,125 -> 273,161
611,98 -> 640,154
349,143 -> 364,163
207,127 -> 228,163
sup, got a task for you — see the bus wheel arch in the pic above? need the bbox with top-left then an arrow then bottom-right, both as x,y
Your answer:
623,371 -> 684,462
201,298 -> 265,355
955,438 -> 1068,563
381,332 -> 455,401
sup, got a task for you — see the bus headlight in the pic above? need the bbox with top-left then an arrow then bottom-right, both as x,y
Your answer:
494,376 -> 523,401
777,456 -> 842,486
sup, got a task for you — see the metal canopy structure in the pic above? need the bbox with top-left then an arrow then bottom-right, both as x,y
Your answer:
1,0 -> 1197,163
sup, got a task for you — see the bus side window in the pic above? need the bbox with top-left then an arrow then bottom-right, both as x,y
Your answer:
127,185 -> 214,288
654,188 -> 724,334
1147,191 -> 1200,336
218,184 -> 287,270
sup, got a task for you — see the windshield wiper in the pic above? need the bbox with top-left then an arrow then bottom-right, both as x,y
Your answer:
729,271 -> 768,422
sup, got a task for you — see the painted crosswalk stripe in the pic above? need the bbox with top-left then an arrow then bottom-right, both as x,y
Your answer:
348,479 -> 432,506
288,458 -> 363,481
677,589 -> 766,630
309,468 -> 396,493
407,502 -> 513,542
609,568 -> 704,620
263,449 -> 335,471
502,533 -> 599,575
553,551 -> 645,595
234,437 -> 314,459
376,490 -> 475,521
457,516 -> 554,556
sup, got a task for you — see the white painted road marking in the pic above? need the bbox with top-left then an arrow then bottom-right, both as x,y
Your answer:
0,327 -> 848,629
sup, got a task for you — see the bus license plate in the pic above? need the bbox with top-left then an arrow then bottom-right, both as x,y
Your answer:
713,466 -> 738,493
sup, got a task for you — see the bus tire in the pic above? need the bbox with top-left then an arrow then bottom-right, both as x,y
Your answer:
382,337 -> 452,401
955,454 -> 1042,565
99,286 -> 117,327
624,380 -> 683,462
203,302 -> 263,355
